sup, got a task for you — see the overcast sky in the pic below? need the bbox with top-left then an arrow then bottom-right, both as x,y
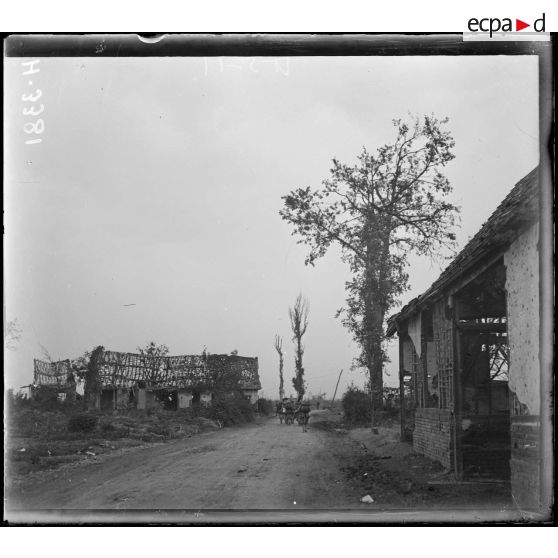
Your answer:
4,55 -> 538,397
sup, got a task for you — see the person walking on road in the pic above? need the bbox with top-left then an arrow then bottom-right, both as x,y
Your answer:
298,400 -> 311,432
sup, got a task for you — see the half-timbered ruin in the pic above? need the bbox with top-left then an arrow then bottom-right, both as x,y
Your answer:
33,350 -> 260,411
32,359 -> 77,401
387,167 -> 545,510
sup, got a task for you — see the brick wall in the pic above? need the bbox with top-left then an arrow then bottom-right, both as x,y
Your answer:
510,416 -> 540,510
413,408 -> 452,469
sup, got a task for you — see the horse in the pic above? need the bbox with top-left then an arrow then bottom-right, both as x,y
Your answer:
279,398 -> 295,425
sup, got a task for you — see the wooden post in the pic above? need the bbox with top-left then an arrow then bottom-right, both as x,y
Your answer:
421,331 -> 429,407
331,369 -> 343,403
113,364 -> 117,410
452,297 -> 464,480
399,333 -> 406,441
369,380 -> 376,433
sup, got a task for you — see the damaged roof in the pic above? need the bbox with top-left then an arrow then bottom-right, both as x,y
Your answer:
34,351 -> 262,391
97,350 -> 262,391
33,359 -> 74,388
386,167 -> 539,336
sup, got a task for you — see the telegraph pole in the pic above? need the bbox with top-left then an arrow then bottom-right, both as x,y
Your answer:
331,369 -> 343,403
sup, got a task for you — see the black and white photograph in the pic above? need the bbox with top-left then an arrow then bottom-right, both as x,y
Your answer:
3,34 -> 553,525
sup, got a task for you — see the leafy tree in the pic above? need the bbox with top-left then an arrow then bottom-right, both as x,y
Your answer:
280,115 -> 459,426
137,341 -> 170,358
84,345 -> 105,408
289,294 -> 309,401
71,350 -> 91,380
137,341 -> 170,385
274,334 -> 285,400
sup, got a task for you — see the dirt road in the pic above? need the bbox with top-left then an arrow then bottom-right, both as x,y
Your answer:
7,412 -> 360,511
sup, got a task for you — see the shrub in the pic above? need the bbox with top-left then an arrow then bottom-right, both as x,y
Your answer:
7,387 -> 82,415
7,408 -> 64,438
68,413 -> 98,433
256,398 -> 274,416
200,392 -> 254,426
28,386 -> 62,411
341,385 -> 371,425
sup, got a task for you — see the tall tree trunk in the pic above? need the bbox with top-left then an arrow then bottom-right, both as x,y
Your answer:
369,321 -> 384,429
279,352 -> 284,400
364,300 -> 384,432
294,336 -> 305,401
289,295 -> 309,402
275,335 -> 285,400
364,225 -> 390,432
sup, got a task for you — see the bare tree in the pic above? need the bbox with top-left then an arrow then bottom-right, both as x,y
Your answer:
39,343 -> 53,362
289,294 -> 309,401
274,335 -> 285,400
5,318 -> 22,351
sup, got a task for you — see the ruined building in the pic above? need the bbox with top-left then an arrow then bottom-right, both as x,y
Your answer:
31,359 -> 77,401
33,350 -> 261,411
387,167 -> 551,512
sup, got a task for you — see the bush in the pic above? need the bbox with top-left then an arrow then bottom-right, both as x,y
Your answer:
7,408 -> 67,438
68,413 -> 98,433
256,398 -> 274,416
7,387 -> 83,415
200,392 -> 254,426
26,387 -> 62,412
341,385 -> 371,425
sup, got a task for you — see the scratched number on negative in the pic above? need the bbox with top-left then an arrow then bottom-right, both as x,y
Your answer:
21,60 -> 44,145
